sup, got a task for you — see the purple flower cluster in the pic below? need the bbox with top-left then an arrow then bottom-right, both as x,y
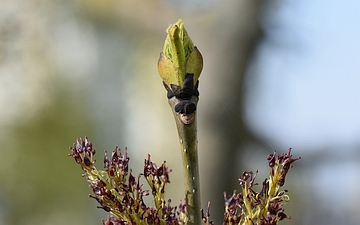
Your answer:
69,138 -> 300,225
69,137 -> 187,224
222,149 -> 300,225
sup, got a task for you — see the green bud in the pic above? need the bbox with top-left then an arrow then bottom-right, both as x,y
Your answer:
158,19 -> 203,87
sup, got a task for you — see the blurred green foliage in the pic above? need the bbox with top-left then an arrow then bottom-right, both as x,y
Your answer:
0,81 -> 100,225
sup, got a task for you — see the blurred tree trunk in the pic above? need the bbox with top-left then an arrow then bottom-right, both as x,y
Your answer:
198,1 -> 265,223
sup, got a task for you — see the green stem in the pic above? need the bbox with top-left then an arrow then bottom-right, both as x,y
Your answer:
168,96 -> 201,225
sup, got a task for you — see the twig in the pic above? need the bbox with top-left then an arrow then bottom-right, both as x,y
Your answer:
168,95 -> 201,225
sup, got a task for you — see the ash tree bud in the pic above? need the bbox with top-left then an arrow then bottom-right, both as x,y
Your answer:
158,19 -> 203,124
158,19 -> 203,90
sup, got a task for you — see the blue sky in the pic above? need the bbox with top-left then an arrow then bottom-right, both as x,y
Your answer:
242,2 -> 360,222
245,0 -> 360,150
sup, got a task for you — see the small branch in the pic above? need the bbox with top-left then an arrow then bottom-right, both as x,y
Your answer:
168,96 -> 201,225
158,19 -> 203,225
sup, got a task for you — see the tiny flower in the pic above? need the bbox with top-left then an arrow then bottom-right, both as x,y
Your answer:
201,202 -> 214,225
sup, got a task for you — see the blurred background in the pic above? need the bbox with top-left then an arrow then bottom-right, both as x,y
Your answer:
1,0 -> 359,224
